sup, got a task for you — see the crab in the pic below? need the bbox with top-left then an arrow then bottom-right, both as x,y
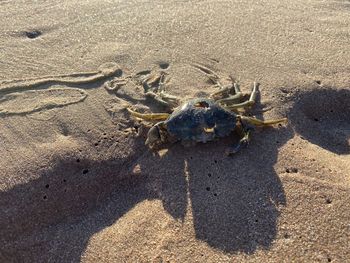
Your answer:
127,65 -> 287,155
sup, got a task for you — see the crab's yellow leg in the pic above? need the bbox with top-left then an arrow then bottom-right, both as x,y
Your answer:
225,82 -> 258,109
214,83 -> 243,104
240,116 -> 287,127
145,91 -> 179,109
127,108 -> 169,121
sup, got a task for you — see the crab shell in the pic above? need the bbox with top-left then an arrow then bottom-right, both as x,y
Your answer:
164,98 -> 237,143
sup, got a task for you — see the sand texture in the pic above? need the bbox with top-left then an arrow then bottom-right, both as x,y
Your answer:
0,0 -> 349,262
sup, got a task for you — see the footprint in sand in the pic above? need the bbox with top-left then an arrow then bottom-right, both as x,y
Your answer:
0,86 -> 87,116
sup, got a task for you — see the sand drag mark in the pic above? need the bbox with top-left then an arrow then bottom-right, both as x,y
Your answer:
0,86 -> 87,116
0,62 -> 122,94
0,62 -> 124,116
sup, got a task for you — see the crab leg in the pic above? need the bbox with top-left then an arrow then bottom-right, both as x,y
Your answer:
215,82 -> 243,105
192,64 -> 221,85
127,108 -> 170,121
143,72 -> 180,110
226,114 -> 287,155
145,91 -> 179,109
240,116 -> 287,127
225,82 -> 258,109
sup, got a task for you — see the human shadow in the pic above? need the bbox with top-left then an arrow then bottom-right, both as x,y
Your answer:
135,123 -> 293,253
289,87 -> 350,155
0,139 -> 154,262
0,121 -> 292,262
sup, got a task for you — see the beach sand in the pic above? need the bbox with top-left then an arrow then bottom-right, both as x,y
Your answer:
0,0 -> 349,262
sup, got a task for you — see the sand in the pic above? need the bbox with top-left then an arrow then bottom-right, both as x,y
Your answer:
0,0 -> 349,262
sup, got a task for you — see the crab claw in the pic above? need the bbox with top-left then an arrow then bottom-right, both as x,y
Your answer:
225,138 -> 249,156
225,128 -> 252,156
145,125 -> 162,148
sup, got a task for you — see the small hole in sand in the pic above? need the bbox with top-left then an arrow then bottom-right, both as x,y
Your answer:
286,168 -> 298,173
280,88 -> 289,94
314,118 -> 319,122
213,193 -> 217,196
214,160 -> 218,164
25,30 -> 42,39
43,195 -> 47,200
45,184 -> 49,189
208,173 -> 212,177
82,169 -> 89,174
255,219 -> 258,223
76,159 -> 80,163
63,179 -> 67,183
283,233 -> 290,239
315,80 -> 321,85
325,198 -> 332,204
206,187 -> 211,191
159,62 -> 169,69
94,142 -> 99,146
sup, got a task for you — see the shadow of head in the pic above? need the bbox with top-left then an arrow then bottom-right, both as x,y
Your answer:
135,121 -> 293,254
289,87 -> 350,155
0,149 -> 154,263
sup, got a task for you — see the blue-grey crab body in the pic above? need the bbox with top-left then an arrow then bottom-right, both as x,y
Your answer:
127,77 -> 287,154
165,98 -> 237,143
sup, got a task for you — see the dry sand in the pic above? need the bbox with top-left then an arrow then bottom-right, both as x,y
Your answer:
0,0 -> 349,262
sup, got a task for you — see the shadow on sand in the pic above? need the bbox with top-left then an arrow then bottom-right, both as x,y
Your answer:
289,87 -> 350,155
0,120 -> 293,262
